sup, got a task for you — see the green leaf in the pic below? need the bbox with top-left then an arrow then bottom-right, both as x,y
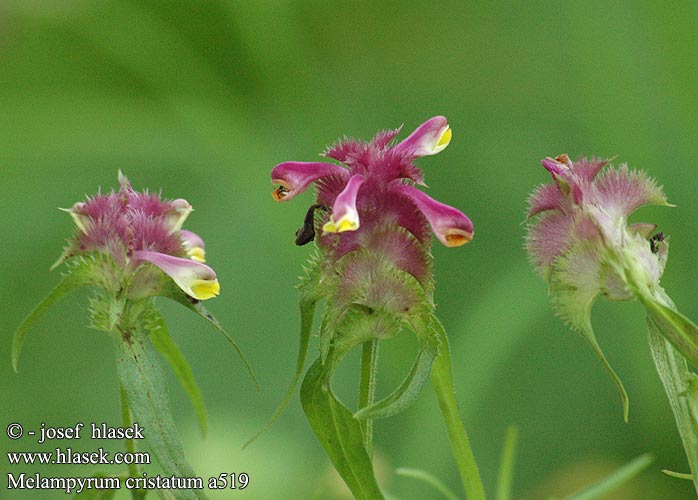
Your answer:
300,356 -> 385,500
395,468 -> 461,500
149,311 -> 208,436
13,256 -> 97,372
159,281 -> 258,389
495,426 -> 518,500
648,320 -> 698,494
638,292 -> 698,368
156,490 -> 179,500
113,329 -> 207,500
563,453 -> 653,500
243,259 -> 322,448
662,470 -> 693,480
354,341 -> 436,420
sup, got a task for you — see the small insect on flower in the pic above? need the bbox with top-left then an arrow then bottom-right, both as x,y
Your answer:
650,231 -> 665,254
261,117 -> 479,500
295,204 -> 326,246
271,116 -> 474,291
526,154 -> 674,420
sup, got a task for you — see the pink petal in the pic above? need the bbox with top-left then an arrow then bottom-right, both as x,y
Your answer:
270,161 -> 347,202
132,250 -> 219,300
541,155 -> 572,178
322,174 -> 365,233
394,184 -> 473,247
394,116 -> 451,157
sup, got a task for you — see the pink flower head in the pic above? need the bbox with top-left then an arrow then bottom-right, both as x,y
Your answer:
57,172 -> 219,301
527,155 -> 669,290
271,116 -> 473,288
526,154 -> 672,420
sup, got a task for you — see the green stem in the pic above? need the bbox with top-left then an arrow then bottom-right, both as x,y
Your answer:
431,322 -> 487,500
358,339 -> 379,455
120,383 -> 146,500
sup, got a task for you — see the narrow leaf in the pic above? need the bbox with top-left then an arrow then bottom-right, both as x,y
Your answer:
354,343 -> 436,420
395,468 -> 461,500
495,426 -> 518,500
114,329 -> 207,500
639,293 -> 698,368
648,321 -> 698,494
149,311 -> 208,436
582,333 -> 629,422
243,280 -> 319,448
156,489 -> 179,500
159,282 -> 258,389
662,470 -> 693,480
13,257 -> 96,371
300,356 -> 385,500
563,453 -> 653,500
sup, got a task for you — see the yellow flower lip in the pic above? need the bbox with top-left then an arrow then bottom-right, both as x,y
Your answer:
444,228 -> 473,247
437,126 -> 452,148
272,181 -> 290,201
322,214 -> 360,234
187,247 -> 206,263
190,279 -> 220,300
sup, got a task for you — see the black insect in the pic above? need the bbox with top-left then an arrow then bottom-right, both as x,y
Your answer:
650,231 -> 665,254
295,204 -> 326,246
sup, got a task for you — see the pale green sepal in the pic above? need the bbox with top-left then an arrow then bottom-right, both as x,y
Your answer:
158,281 -> 258,390
113,330 -> 207,500
243,258 -> 323,449
563,453 -> 653,500
648,321 -> 698,495
149,311 -> 208,437
495,426 -> 518,500
394,468 -> 461,500
354,341 -> 436,420
637,291 -> 698,368
549,259 -> 629,421
13,256 -> 98,372
662,470 -> 693,480
300,356 -> 385,500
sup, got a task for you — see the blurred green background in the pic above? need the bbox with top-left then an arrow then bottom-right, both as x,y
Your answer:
1,1 -> 696,499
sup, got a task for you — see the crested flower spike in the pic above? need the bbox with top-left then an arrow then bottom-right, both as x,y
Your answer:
271,115 -> 473,257
527,155 -> 698,492
55,171 -> 219,300
263,117 -> 483,500
524,154 -> 698,422
14,172 -> 255,499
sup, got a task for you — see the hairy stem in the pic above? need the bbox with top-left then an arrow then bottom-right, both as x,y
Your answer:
120,383 -> 147,500
431,322 -> 487,500
358,339 -> 379,455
